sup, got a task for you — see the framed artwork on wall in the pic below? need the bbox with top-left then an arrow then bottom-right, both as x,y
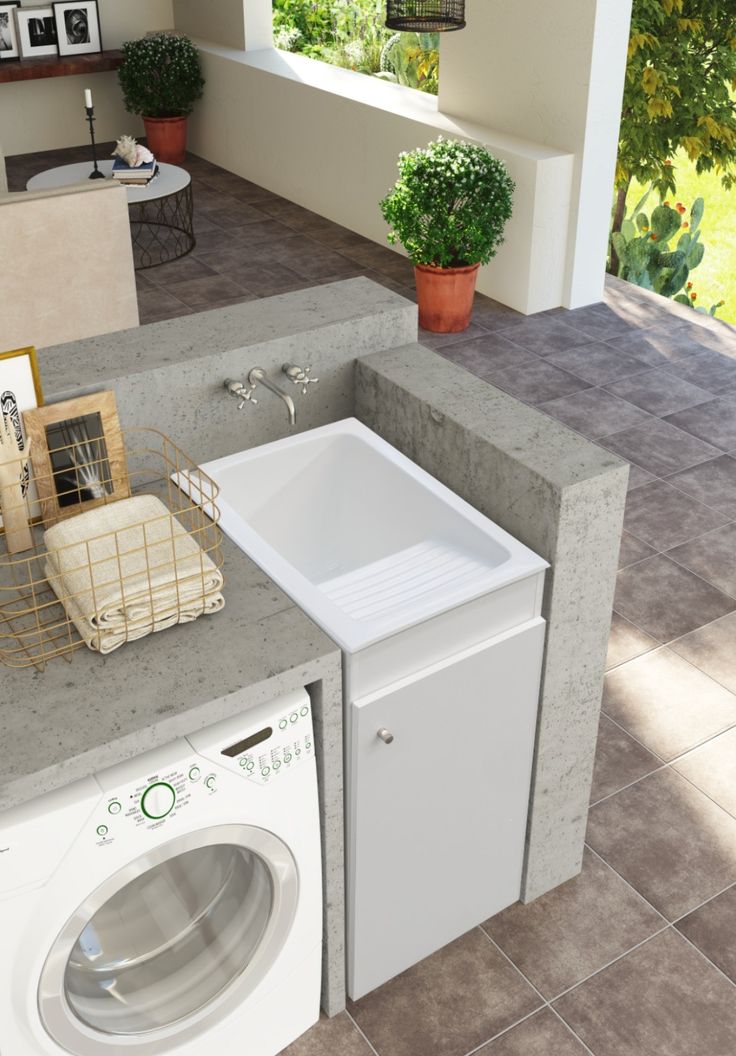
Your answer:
15,5 -> 59,58
52,0 -> 101,57
24,390 -> 129,526
0,2 -> 21,61
0,346 -> 44,529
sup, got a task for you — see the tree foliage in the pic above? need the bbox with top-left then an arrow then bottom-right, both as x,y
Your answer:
618,0 -> 736,197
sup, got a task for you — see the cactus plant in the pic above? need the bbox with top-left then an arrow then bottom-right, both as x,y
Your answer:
611,188 -> 723,316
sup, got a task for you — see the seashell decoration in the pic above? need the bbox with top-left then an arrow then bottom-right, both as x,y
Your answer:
112,135 -> 155,168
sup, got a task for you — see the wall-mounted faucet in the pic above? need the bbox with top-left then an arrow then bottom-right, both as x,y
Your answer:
225,369 -> 296,426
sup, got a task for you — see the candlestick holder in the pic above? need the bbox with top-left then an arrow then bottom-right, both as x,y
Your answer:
85,105 -> 105,180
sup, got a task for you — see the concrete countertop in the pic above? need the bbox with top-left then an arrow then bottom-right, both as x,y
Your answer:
0,534 -> 340,811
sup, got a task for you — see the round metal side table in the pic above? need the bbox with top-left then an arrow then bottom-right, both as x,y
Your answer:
27,161 -> 195,271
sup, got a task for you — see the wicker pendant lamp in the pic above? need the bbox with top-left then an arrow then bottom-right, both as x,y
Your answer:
385,0 -> 466,32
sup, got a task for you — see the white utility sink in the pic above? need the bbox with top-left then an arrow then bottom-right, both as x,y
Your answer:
199,419 -> 547,652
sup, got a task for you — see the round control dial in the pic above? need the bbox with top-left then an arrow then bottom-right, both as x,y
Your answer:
141,781 -> 176,820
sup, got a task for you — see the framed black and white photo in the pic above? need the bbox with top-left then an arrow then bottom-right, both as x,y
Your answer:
52,0 -> 101,57
15,5 -> 58,58
0,347 -> 44,529
0,2 -> 21,61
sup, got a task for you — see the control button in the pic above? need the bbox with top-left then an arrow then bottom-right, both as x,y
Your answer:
294,749 -> 300,756
273,760 -> 281,770
141,782 -> 176,820
246,761 -> 255,771
279,719 -> 288,730
239,758 -> 248,768
189,766 -> 201,782
289,713 -> 298,724
300,706 -> 309,716
305,740 -> 312,751
96,824 -> 108,837
284,752 -> 292,763
107,801 -> 122,815
261,766 -> 271,777
205,774 -> 217,791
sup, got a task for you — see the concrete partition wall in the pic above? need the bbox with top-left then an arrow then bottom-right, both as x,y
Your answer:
355,344 -> 628,901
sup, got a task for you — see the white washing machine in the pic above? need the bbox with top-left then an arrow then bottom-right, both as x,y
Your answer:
0,688 -> 322,1056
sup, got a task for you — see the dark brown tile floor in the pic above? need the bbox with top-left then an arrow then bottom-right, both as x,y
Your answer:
9,145 -> 736,1055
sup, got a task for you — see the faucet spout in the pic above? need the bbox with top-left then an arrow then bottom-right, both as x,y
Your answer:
248,368 -> 297,426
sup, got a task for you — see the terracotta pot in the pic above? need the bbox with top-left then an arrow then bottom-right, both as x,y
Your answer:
414,262 -> 480,333
143,116 -> 188,164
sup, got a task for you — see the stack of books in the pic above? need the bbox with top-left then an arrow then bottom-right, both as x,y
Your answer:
112,157 -> 159,186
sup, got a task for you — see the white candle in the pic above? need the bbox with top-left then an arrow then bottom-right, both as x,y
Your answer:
84,89 -> 93,109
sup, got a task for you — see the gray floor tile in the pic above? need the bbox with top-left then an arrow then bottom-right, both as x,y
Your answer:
605,368 -> 711,416
441,334 -> 540,377
136,287 -> 191,324
279,1013 -> 374,1055
544,343 -> 645,385
161,274 -> 252,308
563,303 -> 636,341
476,1010 -> 589,1055
586,768 -> 736,919
606,612 -> 659,668
489,361 -> 591,404
146,255 -> 218,287
602,648 -> 736,761
618,531 -> 657,570
664,347 -> 736,393
614,555 -> 736,643
554,930 -> 736,1056
591,716 -> 662,802
673,728 -> 736,817
603,418 -> 721,477
503,317 -> 593,356
675,885 -> 736,983
665,395 -> 736,450
605,326 -> 703,368
671,612 -> 736,693
418,322 -> 490,349
537,388 -> 652,440
666,522 -> 736,597
347,928 -> 541,1056
483,848 -> 662,999
626,463 -> 657,490
471,294 -> 526,332
623,479 -> 729,550
666,454 -> 736,517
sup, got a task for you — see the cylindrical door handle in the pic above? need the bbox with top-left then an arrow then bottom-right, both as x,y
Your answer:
377,728 -> 394,744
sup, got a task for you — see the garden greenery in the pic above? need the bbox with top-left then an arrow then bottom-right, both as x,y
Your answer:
118,34 -> 205,118
380,139 -> 515,269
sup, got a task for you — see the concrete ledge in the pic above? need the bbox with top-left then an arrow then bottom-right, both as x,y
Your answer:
355,342 -> 629,901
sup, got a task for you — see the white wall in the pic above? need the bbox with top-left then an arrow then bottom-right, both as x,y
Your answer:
0,0 -> 174,155
440,0 -> 633,308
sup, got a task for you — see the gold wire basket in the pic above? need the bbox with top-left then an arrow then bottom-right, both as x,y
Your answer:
0,428 -> 224,671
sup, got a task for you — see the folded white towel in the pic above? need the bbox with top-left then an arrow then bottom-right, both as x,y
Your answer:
43,494 -> 224,654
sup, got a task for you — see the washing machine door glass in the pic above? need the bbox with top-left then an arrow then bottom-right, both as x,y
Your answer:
65,843 -> 272,1034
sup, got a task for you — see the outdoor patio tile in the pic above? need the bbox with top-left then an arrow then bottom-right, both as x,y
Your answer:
591,715 -> 662,802
670,612 -> 736,693
664,347 -> 736,393
665,454 -> 736,516
553,929 -> 736,1056
418,322 -> 492,349
617,531 -> 657,570
483,848 -> 662,999
602,418 -> 720,476
233,219 -> 300,247
666,522 -> 736,597
223,262 -> 307,296
503,318 -> 592,356
626,463 -> 656,490
347,928 -> 541,1056
586,768 -> 736,919
673,728 -> 736,818
441,334 -> 540,377
272,245 -> 365,280
675,885 -> 736,983
471,294 -> 526,332
145,255 -> 218,287
475,1010 -> 589,1055
664,395 -> 736,450
606,612 -> 659,669
160,274 -> 252,308
487,361 -> 591,405
543,342 -> 646,385
614,555 -> 736,642
605,368 -> 712,416
563,303 -> 637,341
602,648 -> 736,762
604,326 -> 699,368
279,1012 -> 374,1056
623,479 -> 729,551
190,226 -> 252,255
136,287 -> 191,324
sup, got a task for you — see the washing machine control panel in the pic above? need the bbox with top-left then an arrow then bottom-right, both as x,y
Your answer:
216,700 -> 315,784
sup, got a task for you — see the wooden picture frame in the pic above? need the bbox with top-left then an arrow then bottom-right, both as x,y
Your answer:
52,0 -> 101,57
24,390 -> 129,526
0,2 -> 22,62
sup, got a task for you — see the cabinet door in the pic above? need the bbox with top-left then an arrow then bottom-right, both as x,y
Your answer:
347,618 -> 545,1000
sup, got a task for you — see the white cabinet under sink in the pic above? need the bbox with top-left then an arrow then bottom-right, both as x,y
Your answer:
346,618 -> 545,1000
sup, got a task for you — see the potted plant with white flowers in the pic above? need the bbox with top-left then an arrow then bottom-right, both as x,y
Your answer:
118,33 -> 205,165
380,137 -> 515,332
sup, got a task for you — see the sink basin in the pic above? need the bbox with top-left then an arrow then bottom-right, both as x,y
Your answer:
198,419 -> 548,652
